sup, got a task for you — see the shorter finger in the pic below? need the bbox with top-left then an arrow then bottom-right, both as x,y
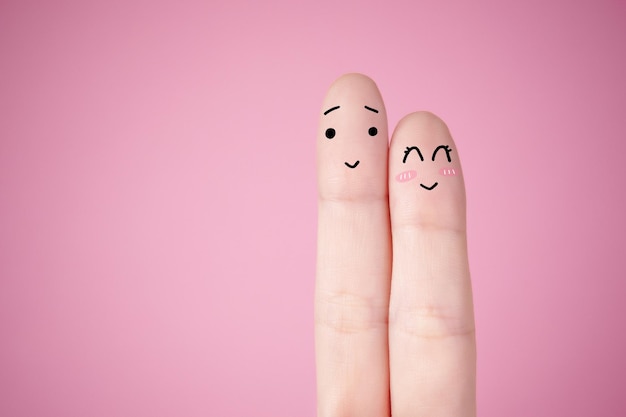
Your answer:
388,112 -> 476,417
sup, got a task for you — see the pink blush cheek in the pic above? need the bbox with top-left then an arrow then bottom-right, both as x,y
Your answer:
439,167 -> 458,176
395,170 -> 417,182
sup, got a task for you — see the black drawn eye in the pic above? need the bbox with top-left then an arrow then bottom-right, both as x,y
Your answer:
368,127 -> 378,136
325,128 -> 336,139
403,146 -> 424,163
432,145 -> 452,162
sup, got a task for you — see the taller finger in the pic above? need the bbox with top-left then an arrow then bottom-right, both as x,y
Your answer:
315,74 -> 391,417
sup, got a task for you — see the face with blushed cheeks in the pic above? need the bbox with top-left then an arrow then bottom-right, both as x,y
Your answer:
388,111 -> 466,231
395,144 -> 458,190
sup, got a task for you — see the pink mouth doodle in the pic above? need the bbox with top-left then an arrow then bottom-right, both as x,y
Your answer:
395,170 -> 417,183
439,167 -> 457,176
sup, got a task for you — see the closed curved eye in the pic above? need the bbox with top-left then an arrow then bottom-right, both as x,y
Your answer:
403,146 -> 424,163
432,145 -> 452,162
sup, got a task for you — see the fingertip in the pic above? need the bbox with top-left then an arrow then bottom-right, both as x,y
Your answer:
389,111 -> 466,231
393,111 -> 454,145
317,74 -> 389,201
325,73 -> 381,97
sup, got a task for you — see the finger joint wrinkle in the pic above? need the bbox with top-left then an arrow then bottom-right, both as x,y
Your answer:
315,291 -> 389,334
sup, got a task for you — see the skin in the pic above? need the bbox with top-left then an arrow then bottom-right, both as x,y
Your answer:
316,74 -> 391,417
316,74 -> 476,417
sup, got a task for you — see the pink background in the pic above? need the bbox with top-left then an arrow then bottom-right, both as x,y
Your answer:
1,0 -> 625,416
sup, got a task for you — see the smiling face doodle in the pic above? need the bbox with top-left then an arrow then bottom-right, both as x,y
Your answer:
397,144 -> 457,190
317,74 -> 388,201
388,111 -> 466,232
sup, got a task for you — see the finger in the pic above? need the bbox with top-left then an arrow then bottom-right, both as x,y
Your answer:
388,112 -> 476,417
315,73 -> 391,417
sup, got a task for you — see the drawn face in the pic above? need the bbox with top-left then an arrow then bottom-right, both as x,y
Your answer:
322,105 -> 381,169
396,144 -> 457,190
388,112 -> 465,231
317,74 -> 388,201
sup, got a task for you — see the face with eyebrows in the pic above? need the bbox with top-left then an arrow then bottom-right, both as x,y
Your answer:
395,143 -> 458,190
322,104 -> 381,169
317,74 -> 388,200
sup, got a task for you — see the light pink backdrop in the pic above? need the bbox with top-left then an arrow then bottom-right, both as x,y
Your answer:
1,0 -> 625,416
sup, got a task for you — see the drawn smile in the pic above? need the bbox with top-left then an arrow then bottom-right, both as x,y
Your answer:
420,182 -> 438,190
345,160 -> 360,169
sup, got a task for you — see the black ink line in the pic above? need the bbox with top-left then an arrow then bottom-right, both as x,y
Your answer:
345,160 -> 360,168
323,106 -> 340,115
420,182 -> 439,190
432,145 -> 452,162
364,105 -> 379,113
403,146 -> 424,163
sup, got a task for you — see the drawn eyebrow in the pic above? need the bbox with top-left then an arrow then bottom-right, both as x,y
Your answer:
432,145 -> 452,162
364,105 -> 379,113
403,146 -> 424,163
323,106 -> 340,115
